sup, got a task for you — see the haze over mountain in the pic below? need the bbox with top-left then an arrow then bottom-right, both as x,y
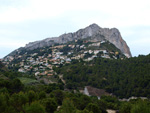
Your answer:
23,24 -> 131,58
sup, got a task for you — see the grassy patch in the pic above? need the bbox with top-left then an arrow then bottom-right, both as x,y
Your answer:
18,77 -> 39,85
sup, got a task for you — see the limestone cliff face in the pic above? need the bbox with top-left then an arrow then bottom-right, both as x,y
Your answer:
99,27 -> 132,58
25,24 -> 132,57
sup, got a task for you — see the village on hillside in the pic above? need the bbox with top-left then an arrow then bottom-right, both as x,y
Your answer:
2,39 -> 124,77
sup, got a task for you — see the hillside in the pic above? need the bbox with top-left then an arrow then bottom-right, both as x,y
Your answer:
3,24 -> 132,84
3,38 -> 126,81
0,61 -> 6,71
1,55 -> 150,113
56,54 -> 150,98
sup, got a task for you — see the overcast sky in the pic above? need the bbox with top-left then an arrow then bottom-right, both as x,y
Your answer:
0,0 -> 150,58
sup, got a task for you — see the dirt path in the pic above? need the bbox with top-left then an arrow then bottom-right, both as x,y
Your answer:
58,74 -> 66,84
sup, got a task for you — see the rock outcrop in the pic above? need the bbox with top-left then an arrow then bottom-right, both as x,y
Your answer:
25,24 -> 132,57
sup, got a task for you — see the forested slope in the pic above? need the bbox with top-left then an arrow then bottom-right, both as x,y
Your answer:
57,54 -> 150,98
1,56 -> 150,113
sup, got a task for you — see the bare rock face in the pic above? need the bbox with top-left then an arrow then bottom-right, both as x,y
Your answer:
25,24 -> 132,57
100,27 -> 132,58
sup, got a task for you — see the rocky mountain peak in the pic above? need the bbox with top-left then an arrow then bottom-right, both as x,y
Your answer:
24,24 -> 132,57
88,23 -> 101,29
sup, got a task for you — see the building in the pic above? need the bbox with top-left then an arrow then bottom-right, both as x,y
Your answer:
89,42 -> 101,47
84,86 -> 110,99
18,68 -> 26,73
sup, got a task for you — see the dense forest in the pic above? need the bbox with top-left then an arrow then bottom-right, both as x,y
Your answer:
1,53 -> 150,113
1,72 -> 150,113
56,54 -> 150,98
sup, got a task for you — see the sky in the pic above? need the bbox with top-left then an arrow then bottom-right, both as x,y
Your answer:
0,0 -> 150,58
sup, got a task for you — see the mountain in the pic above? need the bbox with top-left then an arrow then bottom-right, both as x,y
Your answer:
24,24 -> 132,58
2,23 -> 150,100
2,23 -> 132,79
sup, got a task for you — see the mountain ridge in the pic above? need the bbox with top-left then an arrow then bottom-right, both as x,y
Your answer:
24,24 -> 132,58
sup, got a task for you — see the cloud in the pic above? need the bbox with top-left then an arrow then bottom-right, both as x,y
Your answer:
1,0 -> 150,26
0,0 -> 150,57
0,0 -> 65,23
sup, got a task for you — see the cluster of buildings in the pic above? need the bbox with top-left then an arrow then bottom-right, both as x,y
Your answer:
2,40 -> 119,76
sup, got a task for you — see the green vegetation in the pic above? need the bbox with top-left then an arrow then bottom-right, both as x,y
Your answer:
1,56 -> 150,112
56,54 -> 150,98
1,79 -> 150,113
100,41 -> 121,53
18,77 -> 39,85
